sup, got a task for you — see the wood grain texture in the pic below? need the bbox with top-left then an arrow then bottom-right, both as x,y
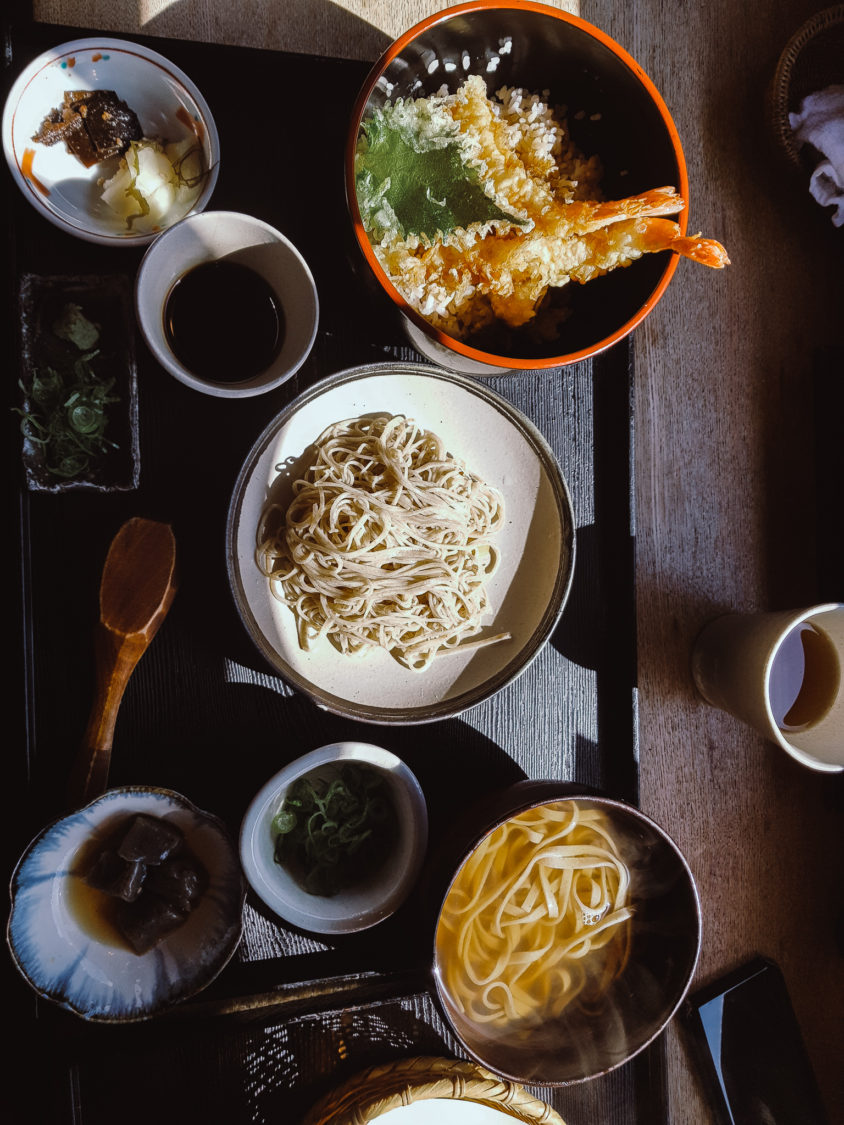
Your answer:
30,0 -> 579,60
68,518 -> 177,805
584,2 -> 844,1121
18,0 -> 844,1121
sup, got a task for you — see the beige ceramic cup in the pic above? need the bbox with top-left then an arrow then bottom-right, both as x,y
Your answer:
691,603 -> 844,773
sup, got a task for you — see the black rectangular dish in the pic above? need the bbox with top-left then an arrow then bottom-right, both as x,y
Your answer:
4,18 -> 651,1125
16,271 -> 140,492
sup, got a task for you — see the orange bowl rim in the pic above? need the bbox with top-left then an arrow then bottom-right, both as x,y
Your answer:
345,0 -> 690,370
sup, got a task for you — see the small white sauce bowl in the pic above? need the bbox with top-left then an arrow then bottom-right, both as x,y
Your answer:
135,210 -> 319,397
239,743 -> 428,934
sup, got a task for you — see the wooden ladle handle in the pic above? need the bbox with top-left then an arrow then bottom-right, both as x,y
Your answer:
68,518 -> 178,806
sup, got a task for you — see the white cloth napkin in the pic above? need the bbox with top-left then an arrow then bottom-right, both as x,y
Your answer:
789,84 -> 844,227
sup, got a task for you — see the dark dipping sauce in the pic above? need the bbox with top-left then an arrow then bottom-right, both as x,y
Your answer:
163,259 -> 284,383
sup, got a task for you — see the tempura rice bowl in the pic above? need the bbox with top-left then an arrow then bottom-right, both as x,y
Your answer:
346,1 -> 689,372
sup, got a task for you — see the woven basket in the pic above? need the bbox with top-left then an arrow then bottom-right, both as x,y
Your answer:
768,5 -> 844,174
301,1056 -> 565,1125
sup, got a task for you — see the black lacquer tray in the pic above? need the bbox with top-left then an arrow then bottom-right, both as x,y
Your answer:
4,18 -> 654,1125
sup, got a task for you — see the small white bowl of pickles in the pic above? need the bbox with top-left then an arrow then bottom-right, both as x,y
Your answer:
3,38 -> 219,246
239,743 -> 428,935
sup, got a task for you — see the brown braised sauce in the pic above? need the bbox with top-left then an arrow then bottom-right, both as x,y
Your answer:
68,813 -> 207,955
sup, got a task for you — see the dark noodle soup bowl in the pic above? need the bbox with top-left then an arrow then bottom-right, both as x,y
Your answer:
345,1 -> 689,375
429,781 -> 701,1085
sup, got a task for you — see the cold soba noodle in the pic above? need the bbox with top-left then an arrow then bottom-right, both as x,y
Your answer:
256,414 -> 508,671
436,801 -> 633,1032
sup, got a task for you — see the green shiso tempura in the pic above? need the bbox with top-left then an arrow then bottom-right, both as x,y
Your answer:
355,94 -> 522,243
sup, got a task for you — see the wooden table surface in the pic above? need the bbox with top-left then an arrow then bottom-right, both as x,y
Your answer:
22,1 -> 844,1121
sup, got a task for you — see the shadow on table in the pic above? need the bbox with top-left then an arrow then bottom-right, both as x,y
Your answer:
141,0 -> 392,61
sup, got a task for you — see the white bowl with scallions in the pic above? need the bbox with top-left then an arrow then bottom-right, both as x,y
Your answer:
239,743 -> 428,934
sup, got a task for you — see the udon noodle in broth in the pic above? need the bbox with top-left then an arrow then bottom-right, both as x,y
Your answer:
436,801 -> 633,1032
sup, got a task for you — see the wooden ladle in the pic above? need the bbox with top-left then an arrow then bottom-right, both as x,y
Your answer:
68,517 -> 178,807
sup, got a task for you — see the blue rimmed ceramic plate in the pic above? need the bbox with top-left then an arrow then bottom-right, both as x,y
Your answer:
7,786 -> 245,1022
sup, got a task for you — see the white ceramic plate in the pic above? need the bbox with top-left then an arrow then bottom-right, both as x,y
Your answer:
226,362 -> 575,723
7,787 -> 245,1022
2,38 -> 219,245
239,743 -> 428,934
377,1103 -> 527,1124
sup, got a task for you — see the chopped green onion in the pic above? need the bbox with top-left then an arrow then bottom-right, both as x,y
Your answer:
272,763 -> 398,897
13,304 -> 121,480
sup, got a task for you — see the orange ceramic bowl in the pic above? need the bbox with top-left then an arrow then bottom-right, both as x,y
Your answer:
346,1 -> 689,374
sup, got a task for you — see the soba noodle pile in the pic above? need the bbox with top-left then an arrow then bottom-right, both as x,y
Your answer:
256,414 -> 508,671
436,801 -> 633,1030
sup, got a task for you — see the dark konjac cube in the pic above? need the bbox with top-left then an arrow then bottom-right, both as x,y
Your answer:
85,848 -> 147,902
117,814 -> 184,864
117,894 -> 187,956
82,813 -> 207,954
144,856 -> 206,914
